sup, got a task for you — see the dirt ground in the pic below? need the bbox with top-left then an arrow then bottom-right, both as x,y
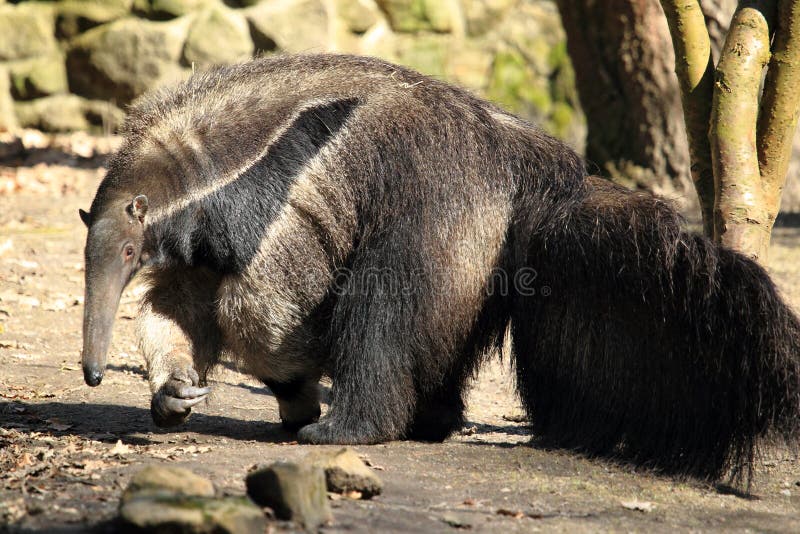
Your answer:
1,131 -> 799,533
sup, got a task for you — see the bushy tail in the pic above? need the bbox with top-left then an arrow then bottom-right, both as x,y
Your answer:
511,176 -> 800,485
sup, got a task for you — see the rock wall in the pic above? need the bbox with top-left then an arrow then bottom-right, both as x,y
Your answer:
0,0 -> 585,149
1,0 -> 798,212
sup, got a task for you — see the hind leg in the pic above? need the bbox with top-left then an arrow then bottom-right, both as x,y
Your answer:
296,255 -> 418,444
264,375 -> 322,432
408,390 -> 465,442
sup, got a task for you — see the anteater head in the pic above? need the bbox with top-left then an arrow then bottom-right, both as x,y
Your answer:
79,194 -> 149,386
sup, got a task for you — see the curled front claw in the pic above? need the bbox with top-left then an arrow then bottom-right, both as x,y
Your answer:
151,367 -> 211,427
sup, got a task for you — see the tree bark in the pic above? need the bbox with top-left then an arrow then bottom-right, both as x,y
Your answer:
710,1 -> 775,260
660,0 -> 716,235
555,0 -> 692,200
757,0 -> 800,225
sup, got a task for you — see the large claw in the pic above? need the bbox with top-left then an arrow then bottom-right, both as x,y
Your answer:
151,367 -> 211,427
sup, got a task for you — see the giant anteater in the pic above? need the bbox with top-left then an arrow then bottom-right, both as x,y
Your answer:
79,54 -> 800,485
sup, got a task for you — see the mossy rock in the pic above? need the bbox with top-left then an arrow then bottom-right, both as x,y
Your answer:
55,1 -> 131,39
182,6 -> 253,68
14,94 -> 124,132
393,33 -> 450,79
462,0 -> 516,37
133,0 -> 218,20
376,0 -> 453,33
122,465 -> 216,503
335,0 -> 378,34
66,16 -> 191,104
8,55 -> 68,100
486,48 -> 551,117
244,0 -> 328,53
444,39 -> 493,91
120,495 -> 266,534
0,66 -> 19,131
0,3 -> 57,60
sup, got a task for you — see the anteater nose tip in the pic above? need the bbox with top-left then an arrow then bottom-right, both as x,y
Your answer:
84,368 -> 104,387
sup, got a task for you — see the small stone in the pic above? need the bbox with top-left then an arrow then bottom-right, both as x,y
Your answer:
245,461 -> 331,529
122,465 -> 216,503
306,447 -> 383,499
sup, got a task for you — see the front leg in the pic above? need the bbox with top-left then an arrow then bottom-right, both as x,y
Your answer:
136,271 -> 222,427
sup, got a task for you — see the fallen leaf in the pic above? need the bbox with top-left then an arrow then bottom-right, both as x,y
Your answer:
108,440 -> 132,456
442,513 -> 472,529
15,452 -> 34,469
496,509 -> 525,519
621,500 -> 654,513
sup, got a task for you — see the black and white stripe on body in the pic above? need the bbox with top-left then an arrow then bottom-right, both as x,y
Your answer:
80,54 -> 800,485
93,54 -> 521,440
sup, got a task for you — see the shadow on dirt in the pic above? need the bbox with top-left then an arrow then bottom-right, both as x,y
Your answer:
2,401 -> 294,445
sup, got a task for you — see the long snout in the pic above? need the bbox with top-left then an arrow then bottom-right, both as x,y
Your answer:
81,270 -> 125,387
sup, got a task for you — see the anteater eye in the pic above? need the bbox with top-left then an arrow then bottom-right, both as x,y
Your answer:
124,245 -> 135,259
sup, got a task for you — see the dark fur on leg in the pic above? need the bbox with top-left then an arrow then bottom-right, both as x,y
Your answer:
511,177 -> 800,485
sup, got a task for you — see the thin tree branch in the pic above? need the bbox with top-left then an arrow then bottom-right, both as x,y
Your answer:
757,0 -> 800,223
660,0 -> 716,236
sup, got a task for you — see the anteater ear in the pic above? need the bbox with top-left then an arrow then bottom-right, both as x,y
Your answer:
78,209 -> 91,227
128,195 -> 148,223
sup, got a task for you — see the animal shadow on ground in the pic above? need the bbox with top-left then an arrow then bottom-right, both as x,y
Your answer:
1,401 -> 293,445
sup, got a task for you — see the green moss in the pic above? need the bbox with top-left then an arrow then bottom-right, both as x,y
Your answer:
547,40 -> 569,71
378,0 -> 452,33
548,101 -> 574,138
395,35 -> 449,78
487,49 -> 551,115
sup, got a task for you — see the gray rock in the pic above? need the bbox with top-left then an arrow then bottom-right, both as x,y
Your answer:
14,94 -> 124,133
120,495 -> 267,534
8,55 -> 68,100
0,4 -> 57,61
306,448 -> 383,499
65,16 -> 191,104
244,0 -> 329,54
246,461 -> 331,529
182,7 -> 253,68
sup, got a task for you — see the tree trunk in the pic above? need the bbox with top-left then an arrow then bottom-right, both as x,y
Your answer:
555,0 -> 692,202
711,2 -> 775,260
